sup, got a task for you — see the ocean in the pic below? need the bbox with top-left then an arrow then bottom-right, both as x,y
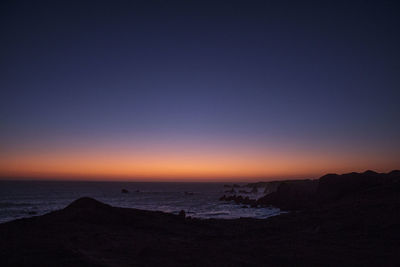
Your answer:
0,180 -> 280,223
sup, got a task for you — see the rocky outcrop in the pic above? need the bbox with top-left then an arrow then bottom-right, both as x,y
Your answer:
316,170 -> 384,202
263,181 -> 280,194
178,210 -> 186,219
260,170 -> 400,210
224,188 -> 236,194
250,187 -> 258,194
256,179 -> 318,210
221,171 -> 400,211
219,194 -> 255,205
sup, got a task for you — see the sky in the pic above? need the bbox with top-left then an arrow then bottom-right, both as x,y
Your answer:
1,0 -> 399,181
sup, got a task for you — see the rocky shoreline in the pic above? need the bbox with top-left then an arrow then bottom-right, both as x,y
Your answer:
1,170 -> 399,266
220,170 -> 400,209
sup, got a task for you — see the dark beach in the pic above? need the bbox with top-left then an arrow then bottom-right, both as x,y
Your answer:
1,170 -> 399,266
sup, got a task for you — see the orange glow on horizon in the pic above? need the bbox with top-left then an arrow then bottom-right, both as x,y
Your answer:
1,139 -> 398,181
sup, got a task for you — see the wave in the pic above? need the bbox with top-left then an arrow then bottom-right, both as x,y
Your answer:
198,211 -> 231,216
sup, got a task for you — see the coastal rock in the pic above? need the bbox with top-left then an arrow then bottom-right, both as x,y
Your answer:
259,170 -> 400,210
221,170 -> 400,212
316,171 -> 383,202
224,188 -> 235,194
219,195 -> 257,206
256,179 -> 318,210
121,189 -> 129,194
263,182 -> 280,194
178,210 -> 186,219
234,195 -> 243,204
250,187 -> 258,194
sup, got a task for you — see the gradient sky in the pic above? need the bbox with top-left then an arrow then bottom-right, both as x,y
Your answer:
1,0 -> 399,181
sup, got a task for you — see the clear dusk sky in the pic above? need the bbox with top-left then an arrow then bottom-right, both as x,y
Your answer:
1,1 -> 399,181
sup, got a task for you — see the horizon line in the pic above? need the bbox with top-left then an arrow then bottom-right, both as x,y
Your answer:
1,169 -> 397,183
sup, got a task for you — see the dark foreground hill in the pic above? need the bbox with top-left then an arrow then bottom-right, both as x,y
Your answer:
1,171 -> 400,266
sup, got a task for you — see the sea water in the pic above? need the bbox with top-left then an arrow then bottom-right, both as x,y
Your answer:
0,180 -> 280,223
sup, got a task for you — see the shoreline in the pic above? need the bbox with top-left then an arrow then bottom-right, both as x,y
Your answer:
1,170 -> 399,266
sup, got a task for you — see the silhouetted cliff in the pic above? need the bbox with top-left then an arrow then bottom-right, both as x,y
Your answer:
224,171 -> 400,211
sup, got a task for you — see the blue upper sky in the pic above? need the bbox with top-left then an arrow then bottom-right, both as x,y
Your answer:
1,1 -> 399,179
